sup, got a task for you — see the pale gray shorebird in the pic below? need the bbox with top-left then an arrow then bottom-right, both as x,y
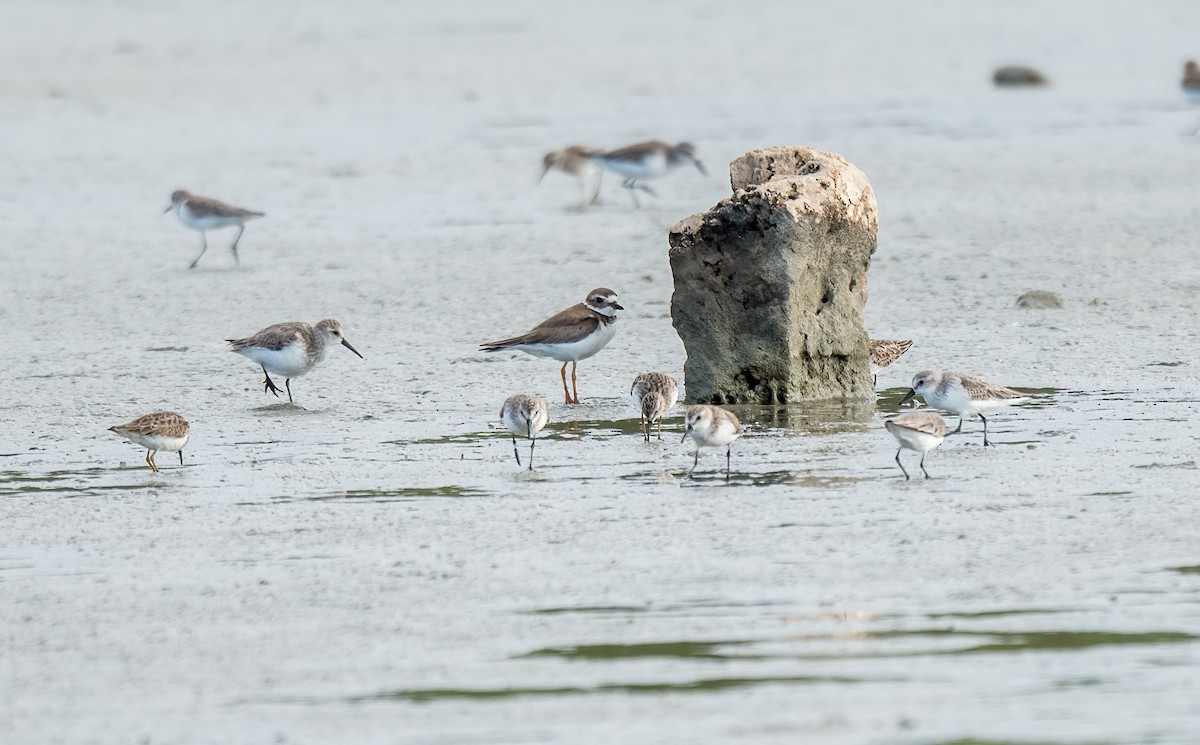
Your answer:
165,190 -> 265,268
885,411 -> 947,480
869,339 -> 913,386
109,411 -> 190,473
480,288 -> 623,405
227,319 -> 363,404
500,394 -> 550,470
899,370 -> 1029,447
682,404 -> 743,479
631,372 -> 679,442
539,146 -> 603,207
584,141 -> 705,207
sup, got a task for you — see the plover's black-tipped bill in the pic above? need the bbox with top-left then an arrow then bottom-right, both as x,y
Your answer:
341,339 -> 364,359
899,389 -> 917,406
612,302 -> 625,311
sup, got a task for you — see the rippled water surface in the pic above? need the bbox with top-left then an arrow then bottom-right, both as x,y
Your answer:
3,1 -> 1200,743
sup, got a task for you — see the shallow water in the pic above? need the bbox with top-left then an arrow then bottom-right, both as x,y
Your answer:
3,1 -> 1200,743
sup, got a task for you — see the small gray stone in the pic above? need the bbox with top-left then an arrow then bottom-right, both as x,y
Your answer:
1016,290 -> 1063,309
994,66 -> 1049,87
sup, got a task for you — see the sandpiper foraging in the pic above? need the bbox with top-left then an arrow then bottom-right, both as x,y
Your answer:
165,190 -> 265,268
884,410 -> 947,480
539,146 -> 603,208
681,404 -> 743,479
499,394 -> 550,470
583,141 -> 705,207
899,370 -> 1029,447
109,411 -> 190,473
480,288 -> 623,405
227,319 -> 363,404
869,339 -> 913,386
631,372 -> 679,442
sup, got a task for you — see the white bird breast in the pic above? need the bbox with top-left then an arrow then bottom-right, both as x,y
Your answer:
886,424 -> 942,453
598,150 -> 669,180
690,418 -> 741,448
514,322 -> 616,362
236,339 -> 314,377
119,432 -> 189,452
177,203 -> 247,231
501,407 -> 547,438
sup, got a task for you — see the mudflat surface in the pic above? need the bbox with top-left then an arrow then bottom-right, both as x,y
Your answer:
3,2 -> 1200,743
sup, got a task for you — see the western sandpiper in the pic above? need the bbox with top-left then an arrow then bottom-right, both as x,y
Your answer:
584,141 -> 705,207
631,372 -> 679,442
500,394 -> 550,470
109,411 -> 190,473
884,410 -> 947,480
227,319 -> 363,404
899,370 -> 1028,447
165,190 -> 265,268
539,146 -> 603,207
869,339 -> 913,386
481,288 -> 623,405
682,404 -> 743,479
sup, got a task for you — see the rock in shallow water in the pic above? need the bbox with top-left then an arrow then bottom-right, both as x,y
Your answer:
668,146 -> 877,404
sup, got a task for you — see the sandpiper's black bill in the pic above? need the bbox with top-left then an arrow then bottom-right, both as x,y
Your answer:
163,205 -> 172,214
899,389 -> 917,406
342,339 -> 364,359
695,161 -> 707,176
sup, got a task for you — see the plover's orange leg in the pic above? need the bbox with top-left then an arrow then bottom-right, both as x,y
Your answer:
570,362 -> 579,404
560,362 -> 571,404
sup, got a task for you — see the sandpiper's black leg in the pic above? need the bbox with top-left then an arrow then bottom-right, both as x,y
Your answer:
980,413 -> 991,447
725,446 -> 732,481
526,418 -> 535,470
687,449 -> 699,477
952,416 -> 964,434
261,367 -> 283,398
189,233 -> 208,269
895,448 -> 910,480
641,414 -> 649,443
511,435 -> 521,467
657,417 -> 663,441
285,378 -> 294,404
179,451 -> 184,466
623,178 -> 641,208
589,173 -> 602,205
528,437 -> 536,471
231,224 -> 244,264
920,452 -> 932,479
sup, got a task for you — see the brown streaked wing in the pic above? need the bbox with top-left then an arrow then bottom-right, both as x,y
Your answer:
598,140 -> 668,163
482,304 -> 600,349
111,411 -> 190,438
185,195 -> 264,219
227,322 -> 309,351
868,339 -> 913,367
954,372 -> 1025,401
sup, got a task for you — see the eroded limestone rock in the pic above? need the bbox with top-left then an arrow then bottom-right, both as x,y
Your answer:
668,146 -> 877,404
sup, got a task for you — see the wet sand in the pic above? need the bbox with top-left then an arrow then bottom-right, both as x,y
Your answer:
3,1 -> 1200,743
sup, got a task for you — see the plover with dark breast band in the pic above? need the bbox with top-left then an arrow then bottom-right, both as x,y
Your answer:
481,288 -> 623,405
165,189 -> 265,268
227,319 -> 363,404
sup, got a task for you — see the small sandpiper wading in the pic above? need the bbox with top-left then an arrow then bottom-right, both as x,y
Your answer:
682,404 -> 743,479
227,319 -> 363,404
539,145 -> 603,208
900,370 -> 1028,447
481,288 -> 623,405
584,141 -> 705,207
165,189 -> 265,268
884,410 -> 947,480
109,411 -> 190,473
631,372 -> 679,442
499,394 -> 550,470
